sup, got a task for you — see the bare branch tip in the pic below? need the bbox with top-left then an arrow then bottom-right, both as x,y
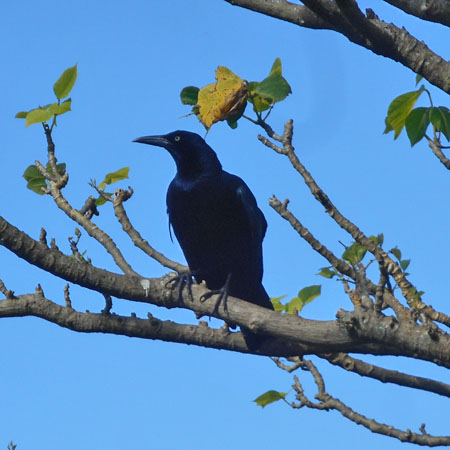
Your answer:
0,279 -> 16,299
39,228 -> 48,246
64,284 -> 73,309
35,284 -> 44,297
101,294 -> 112,315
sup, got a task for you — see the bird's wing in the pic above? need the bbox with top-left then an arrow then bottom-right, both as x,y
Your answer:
235,182 -> 267,242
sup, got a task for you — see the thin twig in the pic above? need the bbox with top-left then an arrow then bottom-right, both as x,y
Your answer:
321,353 -> 450,398
268,196 -> 355,279
427,136 -> 450,170
64,284 -> 73,309
113,188 -> 188,273
38,128 -> 140,277
289,358 -> 450,446
260,120 -> 434,317
0,279 -> 15,299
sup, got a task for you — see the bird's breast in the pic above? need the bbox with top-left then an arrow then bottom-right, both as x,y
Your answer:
167,175 -> 250,242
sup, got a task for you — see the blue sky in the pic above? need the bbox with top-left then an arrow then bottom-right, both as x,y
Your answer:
1,1 -> 449,449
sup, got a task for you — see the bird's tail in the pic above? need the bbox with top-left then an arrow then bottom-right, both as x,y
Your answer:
252,283 -> 274,310
240,283 -> 273,350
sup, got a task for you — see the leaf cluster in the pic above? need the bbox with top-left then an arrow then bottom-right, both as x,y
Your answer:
95,167 -> 130,206
180,58 -> 291,130
15,65 -> 77,128
22,163 -> 66,195
271,285 -> 321,314
384,78 -> 450,147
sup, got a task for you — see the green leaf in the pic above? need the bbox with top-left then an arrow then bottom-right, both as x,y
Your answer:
405,107 -> 430,146
390,247 -> 402,261
55,98 -> 72,116
254,73 -> 291,103
180,86 -> 200,106
385,88 -> 424,139
369,234 -> 384,247
95,192 -> 113,206
270,295 -> 287,312
15,111 -> 28,119
342,242 -> 367,265
286,285 -> 321,314
317,267 -> 336,279
247,81 -> 272,113
25,108 -> 53,127
96,196 -> 106,206
383,116 -> 393,134
254,390 -> 287,408
400,259 -> 410,271
408,287 -> 424,302
98,167 -> 130,189
227,119 -> 238,129
42,101 -> 71,117
430,106 -> 450,141
269,57 -> 282,76
27,177 -> 47,195
47,162 -> 66,176
53,64 -> 77,99
23,165 -> 47,194
415,74 -> 423,86
23,165 -> 42,179
47,103 -> 59,115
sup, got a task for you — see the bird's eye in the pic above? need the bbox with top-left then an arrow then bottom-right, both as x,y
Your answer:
174,136 -> 181,142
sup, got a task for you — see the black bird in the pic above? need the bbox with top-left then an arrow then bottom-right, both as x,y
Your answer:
133,130 -> 273,311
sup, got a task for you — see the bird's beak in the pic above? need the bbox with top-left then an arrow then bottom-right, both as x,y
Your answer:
133,135 -> 170,148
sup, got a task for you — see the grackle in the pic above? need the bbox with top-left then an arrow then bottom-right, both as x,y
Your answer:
133,130 -> 273,312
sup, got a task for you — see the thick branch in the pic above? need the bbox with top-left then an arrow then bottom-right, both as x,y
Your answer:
0,293 -> 308,356
383,0 -> 450,27
225,0 -> 450,93
227,0 -> 331,29
1,215 -> 449,366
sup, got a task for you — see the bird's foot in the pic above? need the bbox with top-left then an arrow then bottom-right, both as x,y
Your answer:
200,273 -> 232,317
165,271 -> 194,303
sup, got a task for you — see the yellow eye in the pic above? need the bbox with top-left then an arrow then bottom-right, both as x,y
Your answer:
174,136 -> 181,142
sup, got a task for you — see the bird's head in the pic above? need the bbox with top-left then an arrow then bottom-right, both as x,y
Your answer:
133,130 -> 221,179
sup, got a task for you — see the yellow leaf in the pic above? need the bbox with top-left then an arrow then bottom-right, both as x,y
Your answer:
197,66 -> 247,130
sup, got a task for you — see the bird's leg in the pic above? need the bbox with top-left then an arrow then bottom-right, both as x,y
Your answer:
165,270 -> 195,303
200,273 -> 232,316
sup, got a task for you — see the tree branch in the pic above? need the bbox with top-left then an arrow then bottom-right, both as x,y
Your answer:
320,352 -> 450,398
268,196 -> 356,279
225,0 -> 450,93
289,359 -> 450,446
427,137 -> 450,170
1,215 -> 450,366
0,292 -> 292,355
40,126 -> 139,276
259,120 -> 441,320
383,0 -> 450,27
227,0 -> 331,30
113,188 -> 188,273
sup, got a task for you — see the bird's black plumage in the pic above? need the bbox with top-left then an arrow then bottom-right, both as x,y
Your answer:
133,130 -> 273,310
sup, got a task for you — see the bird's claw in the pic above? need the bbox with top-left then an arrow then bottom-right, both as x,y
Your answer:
200,273 -> 232,317
165,271 -> 194,303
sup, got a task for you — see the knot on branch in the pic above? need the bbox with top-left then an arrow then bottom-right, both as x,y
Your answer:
79,196 -> 99,218
113,187 -> 133,206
